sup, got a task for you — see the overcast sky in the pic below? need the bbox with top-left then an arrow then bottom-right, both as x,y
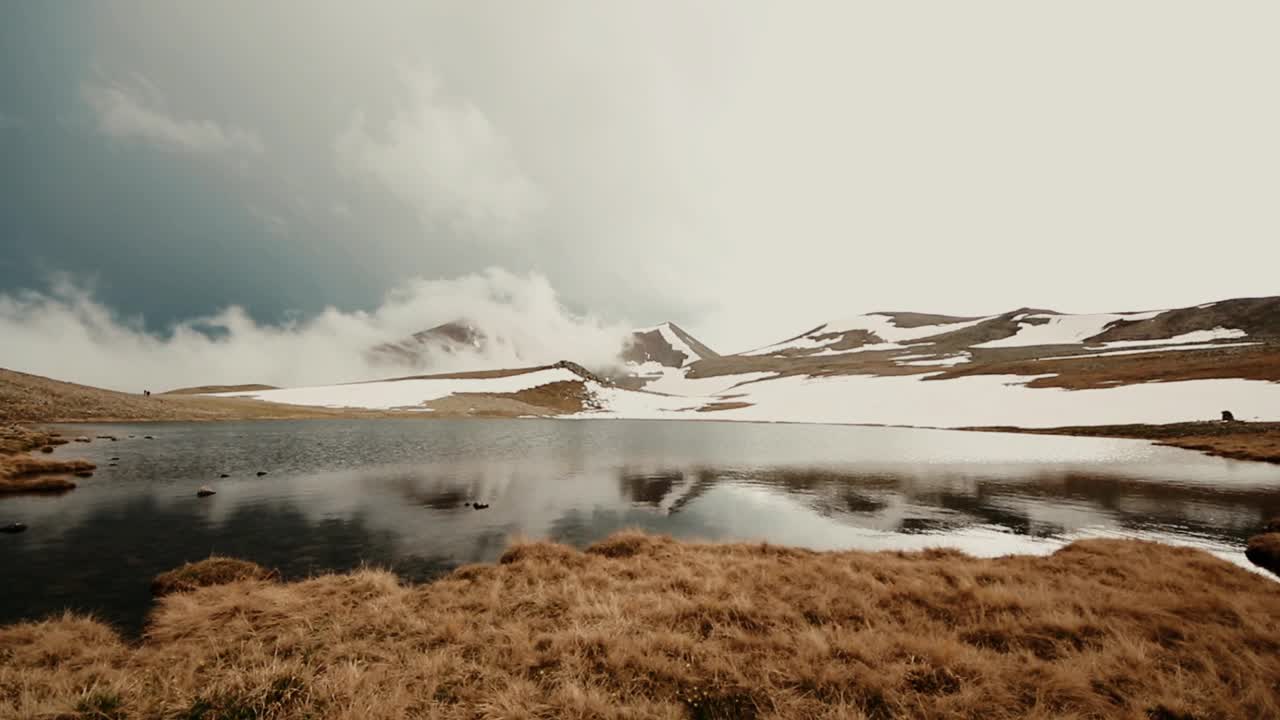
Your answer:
2,2 -> 1278,361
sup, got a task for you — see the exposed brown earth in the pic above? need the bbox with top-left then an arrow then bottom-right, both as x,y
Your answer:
969,421 -> 1280,464
162,383 -> 279,395
621,322 -> 718,368
695,400 -> 754,412
422,380 -> 598,417
1087,297 -> 1280,343
936,343 -> 1280,390
3,532 -> 1278,719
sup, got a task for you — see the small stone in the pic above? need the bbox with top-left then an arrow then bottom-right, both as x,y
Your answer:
1,522 -> 27,534
256,471 -> 268,477
197,487 -> 216,497
39,446 -> 54,454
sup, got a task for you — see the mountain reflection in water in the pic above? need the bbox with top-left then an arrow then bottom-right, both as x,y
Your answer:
3,418 -> 1277,634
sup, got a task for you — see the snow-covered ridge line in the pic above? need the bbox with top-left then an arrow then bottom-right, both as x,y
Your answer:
633,323 -> 706,365
211,367 -> 581,410
742,314 -> 993,356
573,373 -> 1280,429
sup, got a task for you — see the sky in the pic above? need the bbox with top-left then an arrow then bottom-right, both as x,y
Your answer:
1,2 -> 1278,388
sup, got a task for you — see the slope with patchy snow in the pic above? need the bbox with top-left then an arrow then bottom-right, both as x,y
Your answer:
213,367 -> 583,410
203,295 -> 1280,430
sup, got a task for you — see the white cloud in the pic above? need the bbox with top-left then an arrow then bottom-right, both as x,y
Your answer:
0,269 -> 629,392
82,78 -> 263,155
335,70 -> 542,237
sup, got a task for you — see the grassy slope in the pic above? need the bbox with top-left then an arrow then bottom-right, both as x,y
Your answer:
3,532 -> 1278,719
0,367 -> 409,423
1,366 -> 593,423
973,421 -> 1280,464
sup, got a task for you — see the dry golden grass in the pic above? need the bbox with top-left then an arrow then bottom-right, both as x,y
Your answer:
151,557 -> 279,597
972,421 -> 1280,464
0,424 -> 94,493
3,533 -> 1278,719
0,367 -> 409,424
423,380 -> 598,417
0,473 -> 77,494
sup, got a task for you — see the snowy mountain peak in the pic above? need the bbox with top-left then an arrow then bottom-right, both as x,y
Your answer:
622,322 -> 717,369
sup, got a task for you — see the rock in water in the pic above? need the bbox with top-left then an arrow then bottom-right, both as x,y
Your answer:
39,446 -> 54,454
1246,533 -> 1280,577
196,487 -> 216,497
219,473 -> 230,478
1,522 -> 27,534
256,471 -> 268,477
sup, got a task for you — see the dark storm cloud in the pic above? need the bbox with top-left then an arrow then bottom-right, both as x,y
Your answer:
1,0 -> 1278,372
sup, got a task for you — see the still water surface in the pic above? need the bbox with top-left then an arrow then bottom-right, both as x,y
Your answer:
2,419 -> 1277,633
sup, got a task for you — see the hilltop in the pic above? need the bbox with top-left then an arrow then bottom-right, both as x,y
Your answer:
3,295 -> 1278,456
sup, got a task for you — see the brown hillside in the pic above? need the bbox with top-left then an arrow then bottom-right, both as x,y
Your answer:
0,367 -> 386,423
1086,297 -> 1280,343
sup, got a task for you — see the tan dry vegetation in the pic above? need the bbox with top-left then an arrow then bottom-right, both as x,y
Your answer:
0,367 -> 412,424
151,557 -> 279,597
422,380 -> 596,417
973,421 -> 1280,464
0,424 -> 91,494
3,533 -> 1279,719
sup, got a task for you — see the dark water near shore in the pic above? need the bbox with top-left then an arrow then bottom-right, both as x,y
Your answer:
2,418 -> 1277,634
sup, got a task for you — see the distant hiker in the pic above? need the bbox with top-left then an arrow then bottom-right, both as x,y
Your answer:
1222,410 -> 1236,422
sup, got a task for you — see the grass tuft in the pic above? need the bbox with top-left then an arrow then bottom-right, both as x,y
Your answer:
151,557 -> 278,597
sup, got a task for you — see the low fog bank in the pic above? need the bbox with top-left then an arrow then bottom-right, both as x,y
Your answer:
0,269 -> 632,392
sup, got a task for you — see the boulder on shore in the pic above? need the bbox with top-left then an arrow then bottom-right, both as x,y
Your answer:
196,486 -> 216,497
1245,533 -> 1280,577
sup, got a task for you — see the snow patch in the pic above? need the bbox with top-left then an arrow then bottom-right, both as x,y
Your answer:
743,314 -> 992,357
897,352 -> 971,367
581,372 -> 1280,428
1093,327 -> 1248,349
211,367 -> 581,410
976,314 -> 1127,348
1035,341 -> 1260,362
